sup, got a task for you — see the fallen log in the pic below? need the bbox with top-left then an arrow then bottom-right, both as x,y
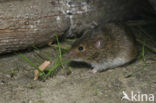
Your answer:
0,0 -> 154,54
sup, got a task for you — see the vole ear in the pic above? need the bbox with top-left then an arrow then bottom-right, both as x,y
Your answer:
95,40 -> 101,48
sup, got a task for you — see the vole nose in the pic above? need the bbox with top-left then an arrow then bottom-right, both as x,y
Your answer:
68,51 -> 76,58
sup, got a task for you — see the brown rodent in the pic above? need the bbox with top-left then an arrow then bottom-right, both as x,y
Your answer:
69,23 -> 138,73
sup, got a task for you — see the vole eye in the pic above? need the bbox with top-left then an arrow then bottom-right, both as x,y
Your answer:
78,46 -> 83,51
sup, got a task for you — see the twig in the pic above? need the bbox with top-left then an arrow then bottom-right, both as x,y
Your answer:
34,61 -> 51,80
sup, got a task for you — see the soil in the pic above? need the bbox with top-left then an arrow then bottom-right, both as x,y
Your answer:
0,46 -> 156,103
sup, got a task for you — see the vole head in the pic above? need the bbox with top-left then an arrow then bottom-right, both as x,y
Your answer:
69,32 -> 102,63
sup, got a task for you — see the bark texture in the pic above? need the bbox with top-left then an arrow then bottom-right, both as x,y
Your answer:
0,0 -> 154,54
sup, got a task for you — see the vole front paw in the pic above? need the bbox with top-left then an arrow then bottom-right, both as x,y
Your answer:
88,68 -> 98,74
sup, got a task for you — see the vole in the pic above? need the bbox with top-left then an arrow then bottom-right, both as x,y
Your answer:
69,23 -> 138,73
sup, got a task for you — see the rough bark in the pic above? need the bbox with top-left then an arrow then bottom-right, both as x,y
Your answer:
0,0 -> 154,54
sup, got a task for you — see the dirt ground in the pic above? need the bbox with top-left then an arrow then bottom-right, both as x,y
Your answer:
0,46 -> 155,103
